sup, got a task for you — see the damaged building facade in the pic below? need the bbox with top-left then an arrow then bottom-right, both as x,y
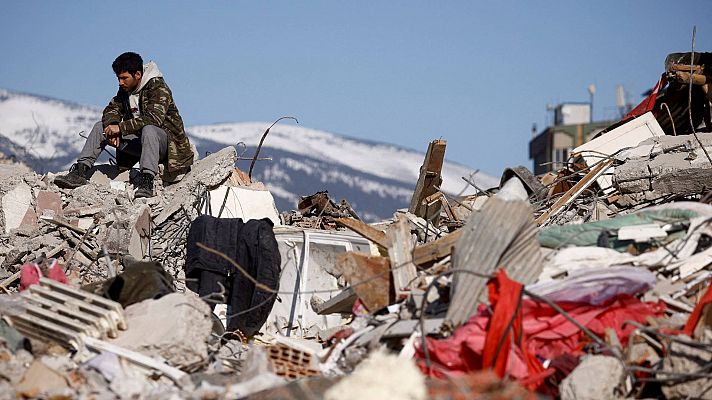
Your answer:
0,51 -> 711,399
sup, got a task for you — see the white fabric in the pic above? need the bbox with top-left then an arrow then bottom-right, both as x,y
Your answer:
128,61 -> 163,118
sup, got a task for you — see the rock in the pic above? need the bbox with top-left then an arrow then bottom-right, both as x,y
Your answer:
324,349 -> 426,400
109,293 -> 212,368
2,183 -> 32,233
661,338 -> 712,399
560,355 -> 624,400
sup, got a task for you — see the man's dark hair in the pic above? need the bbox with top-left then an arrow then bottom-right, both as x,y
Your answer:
112,52 -> 143,76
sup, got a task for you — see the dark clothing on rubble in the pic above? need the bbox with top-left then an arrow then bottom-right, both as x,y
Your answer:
185,215 -> 281,337
84,260 -> 175,308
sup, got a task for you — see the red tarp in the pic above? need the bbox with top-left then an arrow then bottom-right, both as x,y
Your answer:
416,269 -> 665,389
624,73 -> 668,120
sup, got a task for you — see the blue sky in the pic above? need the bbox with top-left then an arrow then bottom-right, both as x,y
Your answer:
1,1 -> 710,176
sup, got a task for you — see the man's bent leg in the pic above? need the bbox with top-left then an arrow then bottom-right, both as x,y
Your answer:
55,121 -> 105,189
138,125 -> 168,176
76,121 -> 108,168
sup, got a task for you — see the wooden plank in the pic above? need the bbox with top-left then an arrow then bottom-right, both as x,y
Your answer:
386,214 -> 418,298
334,217 -> 387,248
337,252 -> 391,313
315,287 -> 357,315
409,140 -> 447,219
412,230 -> 461,265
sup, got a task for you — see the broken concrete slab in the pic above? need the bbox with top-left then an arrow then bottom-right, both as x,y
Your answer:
559,355 -> 624,400
109,293 -> 212,368
155,146 -> 237,225
35,190 -> 62,218
2,182 -> 32,233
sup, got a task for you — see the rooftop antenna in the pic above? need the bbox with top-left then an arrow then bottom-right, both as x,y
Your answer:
616,85 -> 626,118
587,84 -> 596,123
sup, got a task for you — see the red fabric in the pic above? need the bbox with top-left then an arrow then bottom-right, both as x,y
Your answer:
45,260 -> 68,285
416,270 -> 665,387
19,263 -> 41,291
481,270 -> 545,384
19,260 -> 69,291
624,74 -> 668,120
683,281 -> 712,336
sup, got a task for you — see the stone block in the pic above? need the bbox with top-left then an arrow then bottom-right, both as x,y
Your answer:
560,355 -> 624,400
2,183 -> 33,234
35,191 -> 62,218
648,152 -> 691,176
617,179 -> 650,193
614,159 -> 651,182
109,293 -> 212,368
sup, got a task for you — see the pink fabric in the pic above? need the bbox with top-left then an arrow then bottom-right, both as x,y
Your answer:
19,260 -> 69,291
417,294 -> 664,381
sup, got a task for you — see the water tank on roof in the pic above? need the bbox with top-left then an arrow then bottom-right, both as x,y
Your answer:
554,103 -> 591,125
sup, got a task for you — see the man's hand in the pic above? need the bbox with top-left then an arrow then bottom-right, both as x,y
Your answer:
104,124 -> 120,138
104,125 -> 120,148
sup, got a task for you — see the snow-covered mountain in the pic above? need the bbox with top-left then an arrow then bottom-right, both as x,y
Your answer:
0,89 -> 497,220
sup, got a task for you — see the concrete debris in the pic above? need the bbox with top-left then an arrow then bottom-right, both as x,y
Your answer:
109,293 -> 212,368
324,350 -> 427,400
560,355 -> 624,400
3,52 -> 712,398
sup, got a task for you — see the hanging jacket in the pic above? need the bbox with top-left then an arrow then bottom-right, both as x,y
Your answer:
185,215 -> 281,336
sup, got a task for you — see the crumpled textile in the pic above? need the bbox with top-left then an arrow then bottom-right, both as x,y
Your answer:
526,266 -> 657,306
19,259 -> 68,291
417,269 -> 664,386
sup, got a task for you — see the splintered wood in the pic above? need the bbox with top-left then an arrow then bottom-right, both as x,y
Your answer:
409,139 -> 446,220
337,252 -> 391,312
386,214 -> 418,298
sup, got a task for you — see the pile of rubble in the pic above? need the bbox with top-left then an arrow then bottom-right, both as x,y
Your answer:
1,51 -> 712,399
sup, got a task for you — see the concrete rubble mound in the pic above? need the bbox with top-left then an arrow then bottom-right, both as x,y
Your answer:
1,52 -> 712,399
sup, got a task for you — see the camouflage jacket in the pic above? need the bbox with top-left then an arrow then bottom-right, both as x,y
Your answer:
102,77 -> 194,172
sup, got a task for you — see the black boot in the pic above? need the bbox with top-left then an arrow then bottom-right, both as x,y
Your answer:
54,163 -> 89,189
135,172 -> 155,198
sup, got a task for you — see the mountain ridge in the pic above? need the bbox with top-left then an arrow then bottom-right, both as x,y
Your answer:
0,88 -> 497,220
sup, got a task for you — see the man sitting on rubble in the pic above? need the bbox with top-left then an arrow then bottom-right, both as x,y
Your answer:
54,52 -> 194,198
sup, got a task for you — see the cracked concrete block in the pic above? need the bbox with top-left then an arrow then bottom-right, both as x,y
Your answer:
651,168 -> 712,196
19,207 -> 38,231
617,179 -> 651,193
36,190 -> 62,218
647,152 -> 691,176
614,159 -> 651,182
2,183 -> 33,234
560,355 -> 624,400
109,293 -> 212,368
155,146 -> 237,225
127,205 -> 151,260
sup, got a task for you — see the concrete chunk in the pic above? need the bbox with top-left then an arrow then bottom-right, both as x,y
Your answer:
2,183 -> 33,233
560,355 -> 624,400
109,293 -> 212,368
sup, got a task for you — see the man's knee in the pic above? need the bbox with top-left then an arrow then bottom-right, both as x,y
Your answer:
141,125 -> 161,140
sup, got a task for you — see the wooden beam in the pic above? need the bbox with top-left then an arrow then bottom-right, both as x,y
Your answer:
334,217 -> 387,248
337,252 -> 391,313
412,230 -> 461,265
386,214 -> 418,298
409,140 -> 447,219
